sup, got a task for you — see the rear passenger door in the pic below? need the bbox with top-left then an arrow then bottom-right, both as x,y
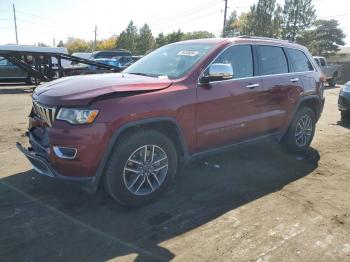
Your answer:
257,45 -> 304,134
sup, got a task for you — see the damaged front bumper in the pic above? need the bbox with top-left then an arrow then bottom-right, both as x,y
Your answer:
16,137 -> 97,193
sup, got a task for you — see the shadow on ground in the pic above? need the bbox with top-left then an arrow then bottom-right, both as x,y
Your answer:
0,142 -> 319,261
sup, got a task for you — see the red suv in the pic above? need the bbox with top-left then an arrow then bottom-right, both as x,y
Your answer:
17,37 -> 325,206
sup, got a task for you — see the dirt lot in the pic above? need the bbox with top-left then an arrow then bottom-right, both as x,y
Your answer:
0,84 -> 349,262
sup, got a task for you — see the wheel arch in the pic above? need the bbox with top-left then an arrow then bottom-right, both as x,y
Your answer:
280,95 -> 322,141
93,117 -> 189,190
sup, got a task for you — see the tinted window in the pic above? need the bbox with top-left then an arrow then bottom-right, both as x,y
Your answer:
315,58 -> 320,66
0,57 -> 7,66
212,45 -> 253,78
258,46 -> 288,75
320,58 -> 326,66
287,48 -> 314,72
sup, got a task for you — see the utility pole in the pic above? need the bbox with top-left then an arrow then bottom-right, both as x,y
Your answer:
12,3 -> 18,44
53,38 -> 56,47
222,0 -> 228,37
94,25 -> 97,50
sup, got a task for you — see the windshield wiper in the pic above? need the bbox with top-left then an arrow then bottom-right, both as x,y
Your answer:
127,72 -> 155,77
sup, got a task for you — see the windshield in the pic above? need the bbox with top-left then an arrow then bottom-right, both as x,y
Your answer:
124,43 -> 214,79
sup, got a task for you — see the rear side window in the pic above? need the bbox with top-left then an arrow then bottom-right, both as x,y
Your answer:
320,58 -> 326,66
287,48 -> 314,72
213,45 -> 253,78
258,46 -> 288,75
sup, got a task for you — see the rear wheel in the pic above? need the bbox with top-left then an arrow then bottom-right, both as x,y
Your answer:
282,107 -> 316,153
104,129 -> 177,207
328,73 -> 338,87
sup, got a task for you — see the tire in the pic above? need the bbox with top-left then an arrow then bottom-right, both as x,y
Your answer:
341,110 -> 350,119
104,129 -> 178,207
328,73 -> 338,87
282,107 -> 316,153
26,76 -> 41,85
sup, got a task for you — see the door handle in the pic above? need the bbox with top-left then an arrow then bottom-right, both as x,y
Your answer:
246,83 -> 260,89
290,77 -> 299,83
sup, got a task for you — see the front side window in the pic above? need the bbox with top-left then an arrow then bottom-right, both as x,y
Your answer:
258,46 -> 288,75
124,43 -> 214,79
287,48 -> 314,72
211,45 -> 253,79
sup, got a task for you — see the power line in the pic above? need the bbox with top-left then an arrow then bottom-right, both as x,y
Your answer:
148,0 -> 222,25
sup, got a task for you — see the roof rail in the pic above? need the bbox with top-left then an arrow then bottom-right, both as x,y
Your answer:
237,35 -> 289,42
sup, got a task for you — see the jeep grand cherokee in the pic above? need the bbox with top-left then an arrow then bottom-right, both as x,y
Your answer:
17,37 -> 325,206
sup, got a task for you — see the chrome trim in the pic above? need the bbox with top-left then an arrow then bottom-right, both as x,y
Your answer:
290,77 -> 300,82
53,146 -> 77,159
246,83 -> 260,89
197,43 -> 317,86
32,100 -> 56,127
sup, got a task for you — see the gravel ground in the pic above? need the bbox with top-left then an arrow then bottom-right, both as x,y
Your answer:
0,84 -> 349,262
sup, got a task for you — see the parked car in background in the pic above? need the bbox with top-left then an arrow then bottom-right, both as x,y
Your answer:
87,58 -> 121,71
339,81 -> 350,119
17,37 -> 325,206
90,49 -> 132,59
314,56 -> 341,87
0,57 -> 30,83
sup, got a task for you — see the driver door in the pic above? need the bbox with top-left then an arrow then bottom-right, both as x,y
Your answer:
196,45 -> 265,151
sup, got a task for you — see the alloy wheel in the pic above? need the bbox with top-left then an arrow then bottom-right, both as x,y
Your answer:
295,114 -> 313,147
122,145 -> 169,196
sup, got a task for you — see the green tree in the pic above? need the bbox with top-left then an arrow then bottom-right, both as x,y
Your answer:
183,31 -> 215,40
282,0 -> 316,41
165,29 -> 185,44
223,11 -> 241,37
297,19 -> 346,55
155,33 -> 168,48
116,21 -> 138,53
239,0 -> 283,38
137,24 -> 155,54
57,40 -> 65,47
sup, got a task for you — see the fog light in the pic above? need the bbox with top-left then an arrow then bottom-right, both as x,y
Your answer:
53,146 -> 77,159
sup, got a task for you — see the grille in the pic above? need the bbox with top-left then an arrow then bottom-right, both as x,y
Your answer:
32,100 -> 56,127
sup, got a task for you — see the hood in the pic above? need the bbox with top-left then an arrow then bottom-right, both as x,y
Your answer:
33,73 -> 173,106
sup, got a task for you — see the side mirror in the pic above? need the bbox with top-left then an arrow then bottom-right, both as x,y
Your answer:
200,63 -> 233,84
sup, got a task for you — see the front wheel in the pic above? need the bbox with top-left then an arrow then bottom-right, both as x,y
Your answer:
104,129 -> 178,207
282,107 -> 316,153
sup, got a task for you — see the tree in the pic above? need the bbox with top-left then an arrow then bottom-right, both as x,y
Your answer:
37,42 -> 49,47
165,29 -> 185,44
282,0 -> 316,41
96,36 -> 117,51
223,11 -> 241,37
65,37 -> 92,54
116,21 -> 138,53
183,31 -> 215,40
155,33 -> 168,48
137,24 -> 155,55
238,0 -> 283,38
57,40 -> 65,47
297,19 -> 346,55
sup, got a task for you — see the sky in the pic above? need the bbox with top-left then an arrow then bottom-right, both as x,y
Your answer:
0,0 -> 349,46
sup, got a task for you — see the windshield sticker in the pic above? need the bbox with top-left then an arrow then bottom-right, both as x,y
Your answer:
177,50 -> 199,57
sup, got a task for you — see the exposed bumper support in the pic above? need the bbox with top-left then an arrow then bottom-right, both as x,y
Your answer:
16,142 -> 97,193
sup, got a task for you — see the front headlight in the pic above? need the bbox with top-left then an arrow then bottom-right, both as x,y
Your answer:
341,85 -> 350,93
56,108 -> 99,124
